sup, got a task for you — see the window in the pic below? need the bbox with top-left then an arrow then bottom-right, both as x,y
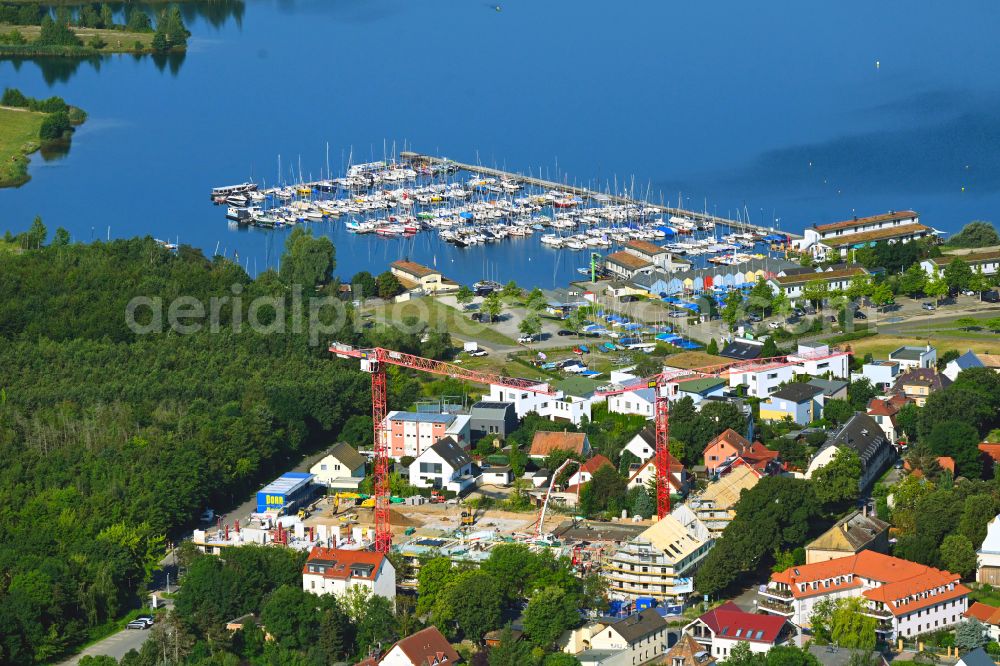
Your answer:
419,462 -> 443,474
320,464 -> 327,471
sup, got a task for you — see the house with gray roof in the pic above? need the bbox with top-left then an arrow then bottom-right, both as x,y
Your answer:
468,401 -> 518,441
407,437 -> 475,494
309,442 -> 367,490
806,412 -> 894,493
806,377 -> 848,400
583,608 -> 670,666
889,344 -> 937,370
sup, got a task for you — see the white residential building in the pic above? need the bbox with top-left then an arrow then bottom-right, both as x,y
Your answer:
942,350 -> 984,381
379,626 -> 459,666
758,550 -> 968,641
727,362 -> 796,398
977,515 -> 1000,585
685,602 -> 790,659
584,609 -> 670,666
407,437 -> 475,493
921,250 -> 1000,278
487,383 -> 592,425
851,360 -> 902,391
789,344 -> 851,379
302,547 -> 396,602
607,387 -> 656,418
309,442 -> 366,490
888,345 -> 937,371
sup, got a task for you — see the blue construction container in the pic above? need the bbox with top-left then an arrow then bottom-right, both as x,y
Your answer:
255,472 -> 315,514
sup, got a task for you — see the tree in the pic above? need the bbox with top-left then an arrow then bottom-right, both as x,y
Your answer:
100,4 -> 115,28
39,112 -> 71,142
523,587 -> 580,648
870,282 -> 895,309
822,399 -> 853,425
706,338 -> 719,355
727,641 -> 762,666
519,313 -> 542,339
900,263 -> 928,298
565,307 -> 587,335
771,289 -> 790,318
524,287 -> 546,311
280,227 -> 335,289
896,402 -> 919,442
959,494 -> 997,547
456,285 -> 474,310
151,29 -> 168,52
260,585 -> 320,650
803,279 -> 828,308
925,420 -> 982,479
696,477 -> 821,596
416,557 -> 457,616
969,265 -> 989,295
812,448 -> 861,507
944,259 -> 974,293
847,379 -> 877,411
722,290 -> 743,330
955,618 -> 990,651
351,271 -> 377,299
947,221 -> 1000,249
940,534 -> 977,579
489,626 -> 532,666
376,271 -> 403,300
434,570 -> 503,640
481,544 -> 538,602
501,281 -> 521,298
760,336 -> 779,358
924,268 -> 949,304
846,274 -> 873,301
830,597 -> 876,650
580,464 -> 627,516
749,278 -> 774,318
126,7 -> 152,33
24,216 -> 47,248
482,292 -> 503,322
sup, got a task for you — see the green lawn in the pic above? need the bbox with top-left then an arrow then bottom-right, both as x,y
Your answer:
845,332 -> 1000,358
0,106 -> 44,187
1,23 -> 160,53
372,296 -> 518,348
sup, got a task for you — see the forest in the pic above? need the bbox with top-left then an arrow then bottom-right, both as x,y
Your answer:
0,224 -> 432,663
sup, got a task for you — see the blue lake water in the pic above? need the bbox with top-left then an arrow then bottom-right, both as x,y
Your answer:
3,0 -> 1000,287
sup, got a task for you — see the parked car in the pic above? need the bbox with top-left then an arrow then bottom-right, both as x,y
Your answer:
557,329 -> 574,336
922,302 -> 936,311
792,307 -> 805,317
767,321 -> 782,329
668,310 -> 686,318
199,509 -> 215,523
126,617 -> 154,630
983,290 -> 1000,303
854,310 -> 868,319
517,335 -> 536,344
469,350 -> 488,357
747,313 -> 762,322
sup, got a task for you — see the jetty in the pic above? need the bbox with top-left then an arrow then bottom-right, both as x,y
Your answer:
400,151 -> 800,240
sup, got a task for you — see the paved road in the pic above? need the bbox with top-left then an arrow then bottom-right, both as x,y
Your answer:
59,625 -> 154,665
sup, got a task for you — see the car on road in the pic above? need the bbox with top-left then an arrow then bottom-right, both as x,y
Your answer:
854,310 -> 868,319
557,329 -> 574,336
922,302 -> 936,311
792,307 -> 805,317
668,310 -> 686,318
126,617 -> 154,630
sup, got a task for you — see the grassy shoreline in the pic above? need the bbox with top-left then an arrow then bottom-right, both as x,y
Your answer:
0,101 -> 85,188
0,23 -> 179,55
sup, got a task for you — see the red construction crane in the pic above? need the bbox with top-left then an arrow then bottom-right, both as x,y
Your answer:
330,343 -> 555,553
596,368 -> 698,520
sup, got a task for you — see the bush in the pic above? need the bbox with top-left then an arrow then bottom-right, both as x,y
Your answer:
87,35 -> 106,49
39,111 -> 71,142
1,87 -> 27,107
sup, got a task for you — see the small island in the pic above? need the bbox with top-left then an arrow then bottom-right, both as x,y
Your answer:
0,3 -> 188,57
0,87 -> 86,188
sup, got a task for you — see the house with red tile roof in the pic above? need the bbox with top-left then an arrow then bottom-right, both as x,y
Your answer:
904,456 -> 955,478
528,431 -> 591,459
866,396 -> 912,445
302,547 -> 395,602
377,626 -> 460,666
964,602 -> 1000,641
979,443 -> 1000,477
684,602 -> 790,658
626,454 -> 687,496
566,454 -> 613,487
703,429 -> 779,475
759,550 -> 969,641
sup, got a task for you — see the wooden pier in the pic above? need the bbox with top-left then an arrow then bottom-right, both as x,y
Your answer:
401,151 -> 800,240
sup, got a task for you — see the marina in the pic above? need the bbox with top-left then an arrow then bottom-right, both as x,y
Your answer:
211,152 -> 799,283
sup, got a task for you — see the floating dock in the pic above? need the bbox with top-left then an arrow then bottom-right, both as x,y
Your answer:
400,151 -> 801,240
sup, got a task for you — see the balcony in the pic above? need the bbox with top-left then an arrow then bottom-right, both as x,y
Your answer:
757,598 -> 795,615
864,607 -> 893,619
761,586 -> 793,599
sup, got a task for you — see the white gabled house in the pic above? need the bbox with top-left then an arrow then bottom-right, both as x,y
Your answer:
302,547 -> 396,602
309,442 -> 367,490
407,437 -> 476,494
607,387 -> 656,418
487,383 -> 592,425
